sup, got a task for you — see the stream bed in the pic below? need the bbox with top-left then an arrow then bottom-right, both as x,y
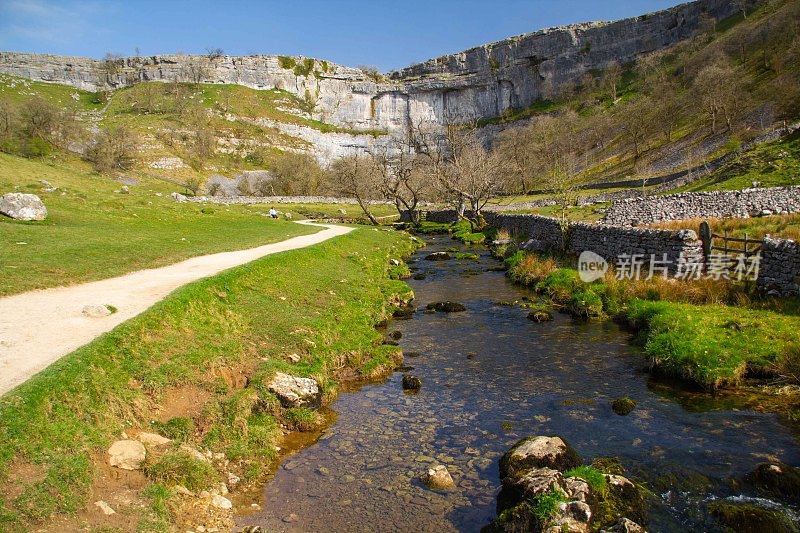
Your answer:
238,237 -> 800,532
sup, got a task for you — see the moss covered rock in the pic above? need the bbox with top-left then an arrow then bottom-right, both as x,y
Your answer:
708,500 -> 799,533
528,310 -> 554,323
426,301 -> 467,313
592,474 -> 648,528
749,462 -> 800,504
499,436 -> 582,481
611,397 -> 636,416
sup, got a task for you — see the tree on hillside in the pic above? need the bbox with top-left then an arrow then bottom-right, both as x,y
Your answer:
0,97 -> 18,149
495,124 -> 538,194
603,61 -> 623,103
618,96 -> 657,166
329,154 -> 381,225
182,106 -> 216,171
694,56 -> 746,133
86,126 -> 139,173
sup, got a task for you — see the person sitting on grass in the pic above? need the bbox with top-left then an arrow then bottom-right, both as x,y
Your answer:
269,207 -> 278,219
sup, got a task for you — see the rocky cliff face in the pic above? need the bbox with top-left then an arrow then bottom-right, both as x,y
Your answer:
0,0 -> 749,157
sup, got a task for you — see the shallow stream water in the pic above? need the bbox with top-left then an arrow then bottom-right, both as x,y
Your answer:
238,237 -> 800,532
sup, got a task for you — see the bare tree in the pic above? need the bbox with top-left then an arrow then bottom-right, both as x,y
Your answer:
603,61 -> 623,103
618,96 -> 656,166
86,126 -> 139,172
205,47 -> 225,60
182,106 -> 215,170
181,56 -> 211,85
369,136 -> 429,226
694,55 -> 745,133
495,124 -> 538,194
427,119 -> 506,230
328,154 -> 381,225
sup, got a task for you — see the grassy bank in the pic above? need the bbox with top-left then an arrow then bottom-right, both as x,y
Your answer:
497,244 -> 800,390
0,227 -> 416,531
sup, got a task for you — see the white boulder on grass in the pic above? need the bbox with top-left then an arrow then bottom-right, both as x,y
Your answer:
0,193 -> 47,221
107,439 -> 146,470
268,372 -> 321,408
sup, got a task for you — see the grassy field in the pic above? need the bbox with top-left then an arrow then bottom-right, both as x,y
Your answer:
649,213 -> 800,241
0,153 -> 323,296
0,226 -> 416,531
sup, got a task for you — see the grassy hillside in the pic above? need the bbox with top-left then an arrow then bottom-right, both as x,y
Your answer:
0,72 -> 387,190
492,0 -> 800,194
0,152 -> 321,296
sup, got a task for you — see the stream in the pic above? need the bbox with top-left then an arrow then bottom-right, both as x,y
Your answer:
238,237 -> 800,532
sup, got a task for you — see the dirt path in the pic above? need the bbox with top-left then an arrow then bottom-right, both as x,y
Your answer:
0,221 -> 353,395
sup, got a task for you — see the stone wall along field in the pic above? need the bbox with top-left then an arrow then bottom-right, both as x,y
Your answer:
417,209 -> 800,295
758,238 -> 800,296
603,186 -> 800,226
484,212 -> 702,272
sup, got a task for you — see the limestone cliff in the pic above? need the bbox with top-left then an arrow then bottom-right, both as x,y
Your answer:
0,0 -> 750,157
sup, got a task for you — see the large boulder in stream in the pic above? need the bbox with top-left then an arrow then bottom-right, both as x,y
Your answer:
426,301 -> 466,313
749,462 -> 800,503
425,251 -> 451,261
267,372 -> 321,408
499,436 -> 582,480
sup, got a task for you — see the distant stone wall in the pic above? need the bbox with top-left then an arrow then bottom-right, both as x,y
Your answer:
182,195 -> 390,206
568,223 -> 703,272
421,208 -> 797,295
758,238 -> 800,296
603,186 -> 800,226
483,212 -> 702,271
484,213 -> 565,249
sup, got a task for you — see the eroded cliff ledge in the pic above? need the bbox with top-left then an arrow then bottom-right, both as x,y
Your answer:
0,0 -> 749,144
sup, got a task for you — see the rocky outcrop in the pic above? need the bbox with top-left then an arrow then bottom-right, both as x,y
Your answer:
0,193 -> 47,221
488,435 -> 647,532
267,372 -> 321,408
0,0 -> 749,137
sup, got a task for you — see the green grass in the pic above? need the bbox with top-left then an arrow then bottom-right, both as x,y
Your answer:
0,74 -> 102,112
564,465 -> 607,494
144,451 -> 219,492
626,299 -> 800,388
0,152 -> 320,296
0,226 -> 416,530
671,130 -> 800,193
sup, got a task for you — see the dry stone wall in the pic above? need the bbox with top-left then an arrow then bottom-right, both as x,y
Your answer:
483,212 -> 702,271
758,238 -> 800,296
603,186 -> 800,226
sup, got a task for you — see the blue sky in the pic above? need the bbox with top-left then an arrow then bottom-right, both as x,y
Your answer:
0,0 -> 682,71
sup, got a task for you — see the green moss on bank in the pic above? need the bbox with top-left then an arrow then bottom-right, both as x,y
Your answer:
500,249 -> 800,389
0,227 -> 416,530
